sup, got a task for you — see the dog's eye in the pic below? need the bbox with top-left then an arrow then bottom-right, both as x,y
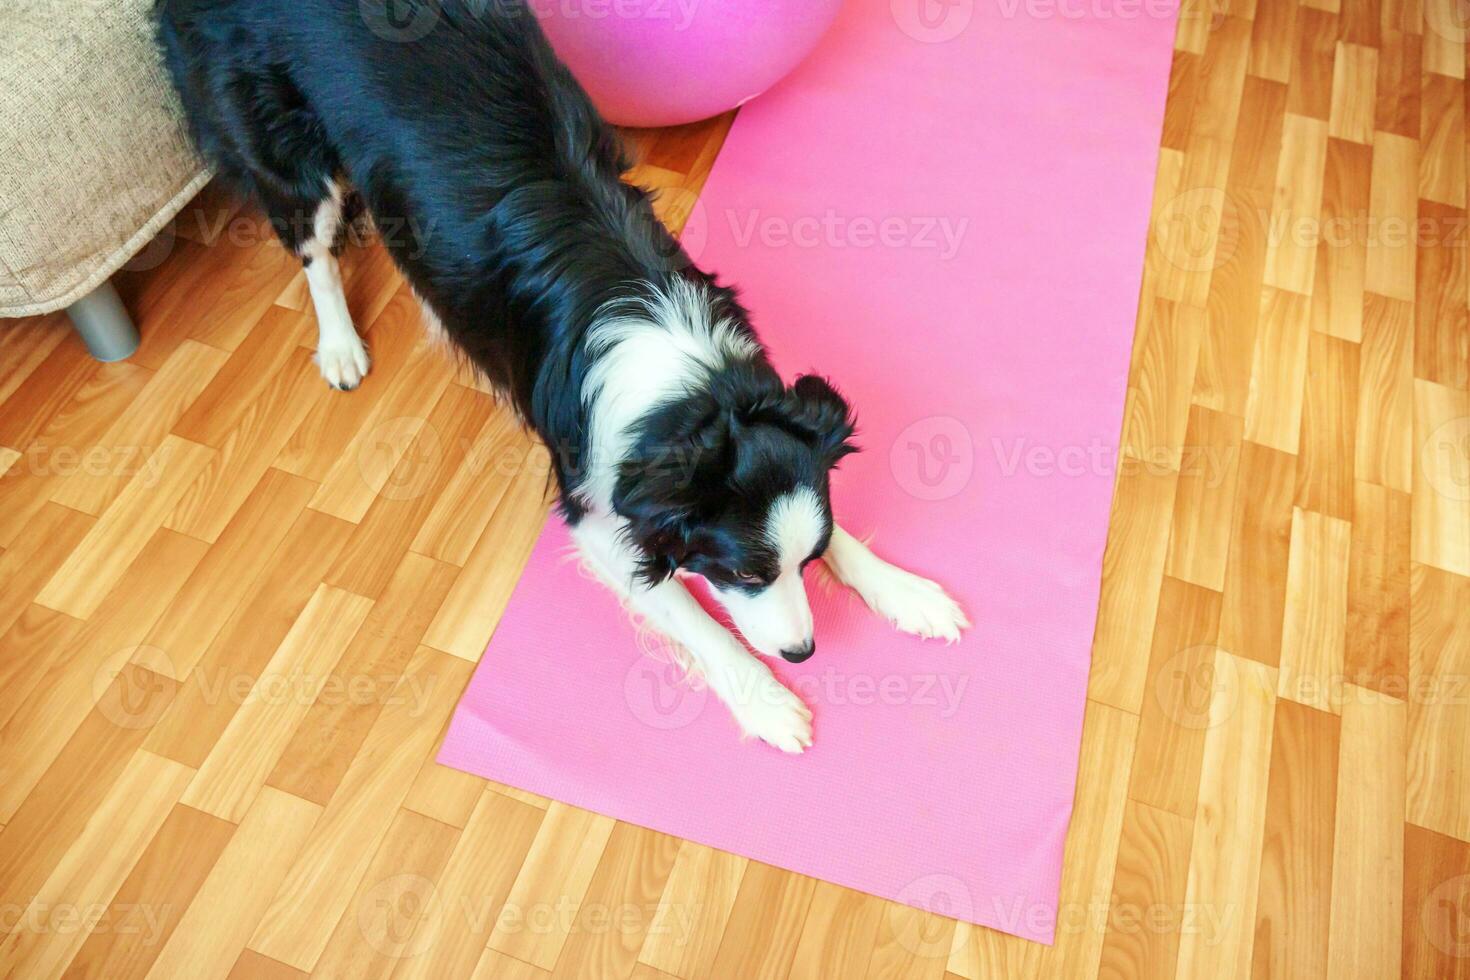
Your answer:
733,571 -> 767,587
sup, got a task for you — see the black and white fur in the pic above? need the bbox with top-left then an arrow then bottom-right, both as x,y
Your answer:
156,0 -> 967,751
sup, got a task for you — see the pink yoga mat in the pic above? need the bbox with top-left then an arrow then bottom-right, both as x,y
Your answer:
441,0 -> 1176,944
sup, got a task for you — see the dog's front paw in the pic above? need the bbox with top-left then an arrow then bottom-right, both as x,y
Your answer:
730,673 -> 813,753
864,568 -> 970,643
315,339 -> 371,391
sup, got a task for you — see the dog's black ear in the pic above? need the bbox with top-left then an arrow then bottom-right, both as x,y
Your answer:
787,374 -> 859,468
612,407 -> 735,584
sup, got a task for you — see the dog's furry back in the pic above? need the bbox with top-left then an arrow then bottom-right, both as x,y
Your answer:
155,0 -> 746,512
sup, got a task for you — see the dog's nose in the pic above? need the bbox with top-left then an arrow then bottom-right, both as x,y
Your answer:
780,640 -> 815,663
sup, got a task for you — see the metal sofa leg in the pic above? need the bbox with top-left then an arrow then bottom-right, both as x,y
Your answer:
65,279 -> 139,362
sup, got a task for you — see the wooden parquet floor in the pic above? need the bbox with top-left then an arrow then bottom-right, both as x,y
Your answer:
1,1 -> 1469,974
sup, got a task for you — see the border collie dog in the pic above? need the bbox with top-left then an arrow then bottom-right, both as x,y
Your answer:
157,0 -> 967,751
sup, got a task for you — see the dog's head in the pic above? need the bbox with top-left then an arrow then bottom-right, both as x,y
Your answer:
613,373 -> 857,662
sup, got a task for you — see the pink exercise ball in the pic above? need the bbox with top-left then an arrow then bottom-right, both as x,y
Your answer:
534,0 -> 845,128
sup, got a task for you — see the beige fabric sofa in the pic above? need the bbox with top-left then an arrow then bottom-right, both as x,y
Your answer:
0,0 -> 210,358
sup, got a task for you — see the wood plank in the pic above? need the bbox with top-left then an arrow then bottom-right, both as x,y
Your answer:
787,883 -> 886,979
0,337 -> 100,451
1405,563 -> 1470,840
1121,299 -> 1205,474
865,902 -> 955,980
144,788 -> 321,980
1278,508 -> 1352,712
180,585 -> 375,822
0,606 -> 84,736
1128,576 -> 1222,817
1088,462 -> 1180,712
246,649 -> 474,971
1173,652 -> 1276,980
1096,801 -> 1193,980
0,314 -> 67,409
267,552 -> 458,806
478,802 -> 617,972
1420,0 -> 1467,76
1364,132 -> 1419,300
552,824 -> 682,979
46,339 -> 228,516
1327,43 -> 1379,143
638,842 -> 748,980
1414,200 -> 1470,390
1024,701 -> 1139,980
1417,72 -> 1467,207
0,502 -> 94,640
1248,0 -> 1299,81
1412,379 -> 1470,576
1373,30 -> 1420,138
399,717 -> 489,830
34,436 -> 215,619
0,750 -> 193,980
1312,137 -> 1372,342
271,290 -> 426,482
1165,136 -> 1236,308
304,331 -> 455,523
186,235 -> 302,353
1165,405 -> 1244,590
422,456 -> 553,662
143,468 -> 318,675
1402,823 -> 1470,978
143,508 -> 355,767
309,808 -> 461,979
708,863 -> 817,980
1190,16 -> 1254,144
0,530 -> 206,823
0,669 -> 179,916
119,238 -> 238,370
1354,293 -> 1415,492
471,949 -> 552,980
170,307 -> 311,449
393,790 -> 545,980
1250,700 -> 1340,980
1162,50 -> 1202,152
0,359 -> 153,549
1294,332 -> 1361,521
1285,9 -> 1340,121
163,350 -> 329,543
62,804 -> 237,980
227,950 -> 307,980
410,411 -> 532,566
1345,481 -> 1412,695
1243,286 -> 1313,453
325,382 -> 494,598
1326,687 -> 1405,979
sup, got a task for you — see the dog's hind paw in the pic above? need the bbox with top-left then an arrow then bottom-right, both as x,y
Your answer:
731,674 -> 813,753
